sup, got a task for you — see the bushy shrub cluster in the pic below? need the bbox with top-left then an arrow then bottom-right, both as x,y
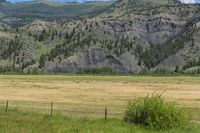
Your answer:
124,94 -> 190,130
0,66 -> 23,74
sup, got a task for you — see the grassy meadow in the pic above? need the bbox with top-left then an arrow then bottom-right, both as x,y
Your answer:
0,75 -> 200,119
0,109 -> 200,133
0,75 -> 200,132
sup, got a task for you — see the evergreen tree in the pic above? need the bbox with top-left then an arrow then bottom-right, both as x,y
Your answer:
39,54 -> 47,68
175,65 -> 180,73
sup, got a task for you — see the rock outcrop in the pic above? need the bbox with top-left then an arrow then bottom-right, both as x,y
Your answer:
43,48 -> 128,73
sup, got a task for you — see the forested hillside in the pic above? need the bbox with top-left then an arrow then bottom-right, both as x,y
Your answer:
0,1 -> 112,27
1,0 -> 200,74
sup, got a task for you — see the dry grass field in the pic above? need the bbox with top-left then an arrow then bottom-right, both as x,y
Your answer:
0,75 -> 200,119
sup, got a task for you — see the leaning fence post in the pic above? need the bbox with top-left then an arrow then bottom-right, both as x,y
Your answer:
5,101 -> 9,113
105,107 -> 107,120
50,102 -> 53,116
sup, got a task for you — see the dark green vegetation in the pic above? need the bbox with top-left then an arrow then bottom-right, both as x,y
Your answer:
0,109 -> 200,133
137,26 -> 196,69
0,1 -> 112,27
1,0 -> 200,74
124,95 -> 190,130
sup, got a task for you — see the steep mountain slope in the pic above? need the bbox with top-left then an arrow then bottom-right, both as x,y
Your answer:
65,1 -> 200,72
42,0 -> 199,73
101,0 -> 178,17
43,48 -> 127,73
1,0 -> 200,74
0,1 -> 112,27
158,24 -> 200,68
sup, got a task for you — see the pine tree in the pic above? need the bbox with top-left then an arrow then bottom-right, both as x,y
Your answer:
175,65 -> 180,73
197,68 -> 200,74
39,54 -> 46,68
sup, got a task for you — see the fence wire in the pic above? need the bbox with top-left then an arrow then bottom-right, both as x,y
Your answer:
0,100 -> 125,119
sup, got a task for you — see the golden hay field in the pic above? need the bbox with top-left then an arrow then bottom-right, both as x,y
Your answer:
0,75 -> 200,119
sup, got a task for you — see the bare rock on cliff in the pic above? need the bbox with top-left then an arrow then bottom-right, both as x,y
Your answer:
43,48 -> 128,73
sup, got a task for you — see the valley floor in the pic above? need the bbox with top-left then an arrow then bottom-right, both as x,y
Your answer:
0,75 -> 200,120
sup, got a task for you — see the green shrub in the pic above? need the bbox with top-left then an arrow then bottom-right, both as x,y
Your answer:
124,94 -> 190,130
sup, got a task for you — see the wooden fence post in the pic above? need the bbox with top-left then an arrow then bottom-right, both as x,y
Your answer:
105,107 -> 107,120
50,102 -> 53,116
5,101 -> 8,113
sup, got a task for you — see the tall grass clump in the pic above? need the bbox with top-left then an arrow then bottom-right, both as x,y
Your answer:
124,94 -> 190,130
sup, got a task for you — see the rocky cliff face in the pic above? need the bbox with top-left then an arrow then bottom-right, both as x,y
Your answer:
42,1 -> 200,73
158,26 -> 200,68
98,4 -> 199,43
43,48 -> 128,73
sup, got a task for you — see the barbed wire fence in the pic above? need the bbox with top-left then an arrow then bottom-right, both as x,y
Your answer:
0,100 -> 125,119
1,100 -> 200,122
